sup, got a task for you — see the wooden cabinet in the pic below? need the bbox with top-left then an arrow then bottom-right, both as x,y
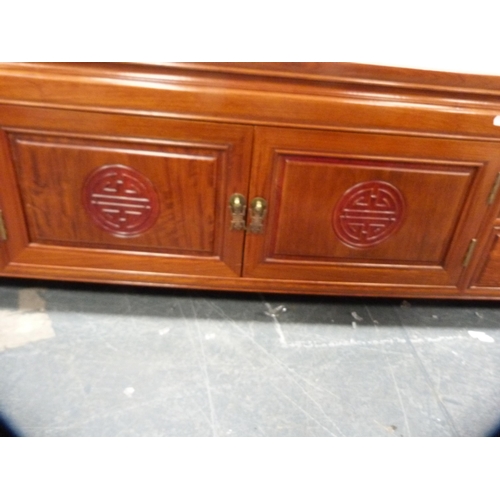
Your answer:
1,62 -> 500,299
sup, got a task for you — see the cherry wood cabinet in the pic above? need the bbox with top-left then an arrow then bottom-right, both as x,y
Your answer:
1,62 -> 500,299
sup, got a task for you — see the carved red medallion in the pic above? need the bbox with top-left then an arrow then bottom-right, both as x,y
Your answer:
333,181 -> 405,248
83,165 -> 159,237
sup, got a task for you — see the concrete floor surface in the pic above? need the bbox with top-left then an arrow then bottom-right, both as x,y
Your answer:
1,279 -> 499,437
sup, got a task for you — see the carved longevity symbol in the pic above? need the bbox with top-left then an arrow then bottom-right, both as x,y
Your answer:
333,180 -> 405,248
83,165 -> 160,237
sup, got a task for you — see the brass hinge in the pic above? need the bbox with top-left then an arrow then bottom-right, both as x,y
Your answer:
463,238 -> 477,267
488,173 -> 500,205
0,210 -> 6,241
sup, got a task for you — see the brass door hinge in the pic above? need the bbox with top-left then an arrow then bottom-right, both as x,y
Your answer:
488,173 -> 500,205
0,210 -> 7,241
463,238 -> 477,267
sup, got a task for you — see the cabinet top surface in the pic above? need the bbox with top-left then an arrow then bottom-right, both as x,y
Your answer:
1,63 -> 500,140
147,62 -> 500,90
2,62 -> 500,97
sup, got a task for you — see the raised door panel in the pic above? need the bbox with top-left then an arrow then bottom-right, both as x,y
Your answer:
11,135 -> 220,254
243,127 -> 499,290
0,106 -> 253,282
272,158 -> 471,262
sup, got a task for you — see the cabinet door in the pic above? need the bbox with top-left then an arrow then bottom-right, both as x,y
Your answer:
0,106 -> 252,283
243,127 -> 499,291
465,177 -> 500,293
471,224 -> 500,292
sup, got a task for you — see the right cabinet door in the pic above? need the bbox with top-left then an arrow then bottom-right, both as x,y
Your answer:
243,127 -> 500,293
468,219 -> 500,291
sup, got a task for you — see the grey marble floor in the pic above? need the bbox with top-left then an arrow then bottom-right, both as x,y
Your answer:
0,278 -> 499,437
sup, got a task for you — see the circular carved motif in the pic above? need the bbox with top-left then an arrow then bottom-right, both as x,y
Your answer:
83,165 -> 159,237
333,180 -> 405,248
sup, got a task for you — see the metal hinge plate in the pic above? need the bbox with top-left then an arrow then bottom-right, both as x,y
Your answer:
488,173 -> 500,205
463,238 -> 477,267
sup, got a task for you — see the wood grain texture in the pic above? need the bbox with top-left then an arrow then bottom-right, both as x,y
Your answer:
242,126 -> 500,288
157,62 -> 500,96
0,63 -> 500,298
0,105 -> 253,278
11,134 -> 220,253
0,130 -> 31,263
0,256 -> 484,299
270,157 -> 471,262
1,64 -> 500,140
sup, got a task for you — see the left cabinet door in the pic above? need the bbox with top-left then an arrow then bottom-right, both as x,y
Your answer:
0,106 -> 253,285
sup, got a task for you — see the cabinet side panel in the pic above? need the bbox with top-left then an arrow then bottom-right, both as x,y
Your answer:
0,130 -> 31,268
